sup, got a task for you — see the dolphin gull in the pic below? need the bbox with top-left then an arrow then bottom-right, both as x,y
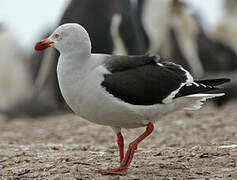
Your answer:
34,23 -> 230,175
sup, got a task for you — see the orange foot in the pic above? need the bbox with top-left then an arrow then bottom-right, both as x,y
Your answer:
98,168 -> 127,176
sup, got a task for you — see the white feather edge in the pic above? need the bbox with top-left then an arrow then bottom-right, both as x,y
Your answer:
184,93 -> 225,110
162,63 -> 193,104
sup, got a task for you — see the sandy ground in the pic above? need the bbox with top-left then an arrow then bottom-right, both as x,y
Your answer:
0,101 -> 237,179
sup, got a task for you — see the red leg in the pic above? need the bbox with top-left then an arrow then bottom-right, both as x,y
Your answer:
117,132 -> 124,163
98,131 -> 125,175
99,123 -> 154,176
120,122 -> 154,169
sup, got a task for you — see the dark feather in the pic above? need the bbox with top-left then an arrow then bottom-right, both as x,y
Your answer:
195,78 -> 231,86
102,57 -> 187,105
104,55 -> 159,73
175,78 -> 230,98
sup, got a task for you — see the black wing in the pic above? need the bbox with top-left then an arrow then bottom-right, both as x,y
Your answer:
101,55 -> 188,105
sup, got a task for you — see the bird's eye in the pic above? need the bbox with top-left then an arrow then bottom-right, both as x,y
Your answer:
54,34 -> 60,39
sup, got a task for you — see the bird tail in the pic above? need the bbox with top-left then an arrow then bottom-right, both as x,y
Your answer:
194,78 -> 230,86
176,78 -> 230,110
175,78 -> 231,98
183,93 -> 225,110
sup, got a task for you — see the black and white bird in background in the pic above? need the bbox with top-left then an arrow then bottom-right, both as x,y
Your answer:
35,23 -> 230,175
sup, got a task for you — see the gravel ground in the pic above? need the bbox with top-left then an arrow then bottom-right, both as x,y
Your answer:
0,101 -> 237,179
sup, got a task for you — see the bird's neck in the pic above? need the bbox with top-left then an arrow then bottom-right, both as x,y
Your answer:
58,51 -> 92,78
56,52 -> 92,113
58,38 -> 92,56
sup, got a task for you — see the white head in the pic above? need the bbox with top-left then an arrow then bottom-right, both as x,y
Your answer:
35,23 -> 91,55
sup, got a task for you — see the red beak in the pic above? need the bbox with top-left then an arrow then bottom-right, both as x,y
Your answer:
34,38 -> 54,51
